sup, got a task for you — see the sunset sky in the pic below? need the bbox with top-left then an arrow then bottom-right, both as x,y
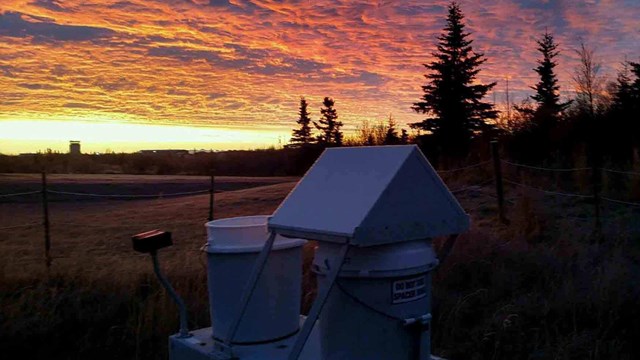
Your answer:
1,0 -> 639,154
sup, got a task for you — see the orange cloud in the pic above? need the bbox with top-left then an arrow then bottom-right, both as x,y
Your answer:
1,0 -> 639,152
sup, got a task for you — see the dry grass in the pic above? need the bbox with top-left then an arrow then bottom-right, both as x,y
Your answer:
1,174 -> 640,359
0,178 -> 299,359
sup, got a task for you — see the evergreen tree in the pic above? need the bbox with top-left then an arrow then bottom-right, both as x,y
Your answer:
529,31 -> 571,122
400,129 -> 410,144
630,61 -> 640,103
314,97 -> 343,146
610,63 -> 633,112
608,61 -> 640,148
334,129 -> 344,146
383,115 -> 400,145
411,2 -> 497,155
290,97 -> 313,147
629,62 -> 640,146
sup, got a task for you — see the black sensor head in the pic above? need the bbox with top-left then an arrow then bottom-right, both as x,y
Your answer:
132,230 -> 173,254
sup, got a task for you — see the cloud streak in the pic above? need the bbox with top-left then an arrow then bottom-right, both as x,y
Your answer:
0,11 -> 115,41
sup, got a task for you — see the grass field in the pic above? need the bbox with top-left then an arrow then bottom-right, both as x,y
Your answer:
1,174 -> 640,359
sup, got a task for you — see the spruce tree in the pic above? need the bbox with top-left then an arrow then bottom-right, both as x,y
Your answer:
290,97 -> 313,147
383,116 -> 400,145
609,62 -> 640,148
610,63 -> 633,111
529,31 -> 571,122
411,2 -> 497,155
314,97 -> 343,146
630,61 -> 640,104
334,129 -> 344,147
629,62 -> 640,146
400,129 -> 410,144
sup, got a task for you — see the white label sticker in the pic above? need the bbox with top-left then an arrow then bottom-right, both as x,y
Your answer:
392,275 -> 427,304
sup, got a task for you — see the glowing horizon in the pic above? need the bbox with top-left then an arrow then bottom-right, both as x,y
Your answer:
1,0 -> 639,153
0,119 -> 289,154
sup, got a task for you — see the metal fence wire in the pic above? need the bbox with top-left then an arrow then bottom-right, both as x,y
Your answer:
436,160 -> 492,173
501,160 -> 592,172
3,152 -> 640,269
0,190 -> 41,198
46,188 -> 210,198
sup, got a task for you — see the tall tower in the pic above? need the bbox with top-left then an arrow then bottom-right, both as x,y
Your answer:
69,141 -> 81,155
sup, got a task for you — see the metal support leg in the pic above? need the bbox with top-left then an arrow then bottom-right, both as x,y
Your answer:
418,314 -> 432,360
287,243 -> 350,360
151,252 -> 190,338
437,234 -> 459,267
217,231 -> 277,356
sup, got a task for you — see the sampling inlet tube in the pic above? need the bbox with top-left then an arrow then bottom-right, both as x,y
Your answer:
152,252 -> 190,338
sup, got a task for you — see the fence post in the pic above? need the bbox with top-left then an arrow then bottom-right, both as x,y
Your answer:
41,171 -> 51,270
592,148 -> 603,241
208,170 -> 215,222
491,141 -> 508,224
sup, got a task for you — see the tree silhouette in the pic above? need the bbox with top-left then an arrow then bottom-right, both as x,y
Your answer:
383,115 -> 400,145
411,1 -> 497,156
528,31 -> 571,124
290,97 -> 314,147
606,61 -> 640,158
400,129 -> 410,144
572,42 -> 603,118
610,63 -> 634,111
629,61 -> 640,105
314,97 -> 343,146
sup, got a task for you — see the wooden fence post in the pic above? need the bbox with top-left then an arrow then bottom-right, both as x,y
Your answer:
491,141 -> 508,224
208,170 -> 215,222
41,171 -> 51,269
592,148 -> 602,240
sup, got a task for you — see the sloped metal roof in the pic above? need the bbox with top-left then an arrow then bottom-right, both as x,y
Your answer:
268,145 -> 469,246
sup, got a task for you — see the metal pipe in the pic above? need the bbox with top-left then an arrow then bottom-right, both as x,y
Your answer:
151,252 -> 190,338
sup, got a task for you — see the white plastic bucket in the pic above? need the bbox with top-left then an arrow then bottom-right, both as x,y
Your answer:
204,215 -> 306,344
313,239 -> 438,359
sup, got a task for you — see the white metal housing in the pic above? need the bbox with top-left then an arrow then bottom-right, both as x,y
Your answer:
268,145 -> 469,245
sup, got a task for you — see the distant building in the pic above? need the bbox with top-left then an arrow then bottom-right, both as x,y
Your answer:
69,141 -> 81,155
139,149 -> 189,156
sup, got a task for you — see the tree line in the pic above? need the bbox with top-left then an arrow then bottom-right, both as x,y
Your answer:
289,1 -> 640,168
289,95 -> 411,148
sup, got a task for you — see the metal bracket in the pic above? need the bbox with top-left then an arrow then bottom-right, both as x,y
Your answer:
218,231 -> 278,358
210,343 -> 239,360
287,242 -> 350,360
402,313 -> 432,328
403,313 -> 432,360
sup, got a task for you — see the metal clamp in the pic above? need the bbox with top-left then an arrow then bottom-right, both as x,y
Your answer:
403,313 -> 432,328
404,313 -> 432,359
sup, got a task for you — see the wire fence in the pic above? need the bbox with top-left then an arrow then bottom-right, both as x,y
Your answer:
51,220 -> 203,228
450,178 -> 494,194
0,190 -> 42,198
434,148 -> 640,211
501,160 -> 592,172
601,196 -> 640,207
502,179 -> 595,199
0,172 -> 216,268
46,188 -> 210,198
435,160 -> 492,173
602,168 -> 640,177
2,148 -> 640,269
